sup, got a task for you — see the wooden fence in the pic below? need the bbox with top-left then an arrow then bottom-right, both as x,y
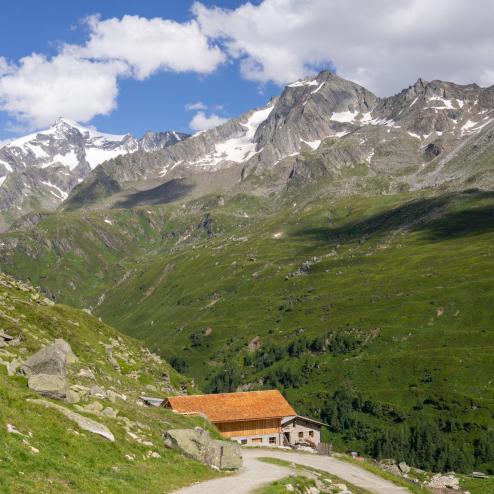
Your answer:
317,442 -> 333,456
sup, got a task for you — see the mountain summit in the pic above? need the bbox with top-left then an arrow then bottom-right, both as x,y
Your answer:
0,120 -> 189,229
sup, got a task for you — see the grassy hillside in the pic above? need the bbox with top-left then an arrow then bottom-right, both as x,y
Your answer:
2,187 -> 494,474
0,273 -> 220,493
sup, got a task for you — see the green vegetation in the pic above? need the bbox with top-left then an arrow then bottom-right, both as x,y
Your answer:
460,475 -> 494,494
0,274 -> 220,493
258,457 -> 371,494
257,476 -> 317,494
3,188 -> 494,474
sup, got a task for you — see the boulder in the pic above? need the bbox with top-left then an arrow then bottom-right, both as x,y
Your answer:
28,399 -> 114,441
426,474 -> 460,490
20,339 -> 77,377
28,374 -> 68,400
398,461 -> 410,474
163,427 -> 242,470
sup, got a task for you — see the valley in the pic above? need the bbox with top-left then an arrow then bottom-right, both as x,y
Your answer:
2,68 -> 494,491
2,186 -> 494,475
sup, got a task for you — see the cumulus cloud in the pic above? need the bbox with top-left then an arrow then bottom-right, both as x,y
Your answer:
0,53 -> 125,129
193,0 -> 494,95
189,111 -> 228,131
2,1 -> 494,131
0,14 -> 225,130
185,101 -> 208,111
77,15 -> 225,79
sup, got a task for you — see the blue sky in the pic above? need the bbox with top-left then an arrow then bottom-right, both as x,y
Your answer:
1,0 -> 493,142
0,1 -> 280,140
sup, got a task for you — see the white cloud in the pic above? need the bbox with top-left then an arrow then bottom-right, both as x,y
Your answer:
0,53 -> 125,129
193,0 -> 494,95
78,15 -> 225,79
185,101 -> 208,111
0,14 -> 225,130
189,111 -> 228,131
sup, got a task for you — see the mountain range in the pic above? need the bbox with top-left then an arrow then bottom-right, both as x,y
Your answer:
2,70 -> 494,477
63,71 -> 494,211
0,71 -> 493,230
0,119 -> 188,229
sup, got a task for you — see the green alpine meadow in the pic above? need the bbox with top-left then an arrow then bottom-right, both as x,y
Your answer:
2,2 -> 494,492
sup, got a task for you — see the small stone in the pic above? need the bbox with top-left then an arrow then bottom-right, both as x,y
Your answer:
147,451 -> 161,459
285,484 -> 294,492
7,423 -> 22,435
125,454 -> 135,461
101,407 -> 118,418
83,401 -> 104,414
77,368 -> 95,380
89,385 -> 106,398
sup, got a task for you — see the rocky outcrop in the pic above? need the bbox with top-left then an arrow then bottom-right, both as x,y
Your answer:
28,399 -> 115,441
426,474 -> 460,491
20,339 -> 77,377
28,374 -> 68,400
163,427 -> 242,470
20,339 -> 77,400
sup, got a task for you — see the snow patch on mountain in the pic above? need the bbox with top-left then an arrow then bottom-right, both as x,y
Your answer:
288,79 -> 319,88
189,105 -> 274,168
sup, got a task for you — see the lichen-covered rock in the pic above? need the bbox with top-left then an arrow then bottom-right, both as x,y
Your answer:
28,374 -> 68,400
163,427 -> 242,470
20,339 -> 77,378
29,399 -> 114,441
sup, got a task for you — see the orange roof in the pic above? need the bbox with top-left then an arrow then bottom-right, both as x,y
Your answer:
164,390 -> 296,423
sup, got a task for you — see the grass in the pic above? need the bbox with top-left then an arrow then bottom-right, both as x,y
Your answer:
2,188 -> 494,472
0,273 -> 221,493
459,475 -> 494,494
256,475 -> 318,494
257,457 -> 371,493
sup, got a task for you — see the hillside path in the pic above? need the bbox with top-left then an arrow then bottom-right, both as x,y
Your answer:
173,448 -> 411,494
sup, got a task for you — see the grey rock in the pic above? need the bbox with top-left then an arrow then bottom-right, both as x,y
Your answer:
20,339 -> 77,378
28,374 -> 68,400
29,398 -> 114,441
163,427 -> 242,470
101,407 -> 118,418
89,385 -> 106,398
77,368 -> 95,380
398,461 -> 410,474
7,358 -> 21,376
82,401 -> 104,414
426,473 -> 460,490
0,330 -> 14,341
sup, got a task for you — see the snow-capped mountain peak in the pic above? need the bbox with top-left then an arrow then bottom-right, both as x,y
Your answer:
0,119 -> 189,227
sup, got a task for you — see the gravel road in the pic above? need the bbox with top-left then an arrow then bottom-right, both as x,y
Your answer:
173,448 -> 411,494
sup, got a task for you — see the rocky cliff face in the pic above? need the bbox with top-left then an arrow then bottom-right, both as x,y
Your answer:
0,119 -> 189,229
62,71 -> 494,212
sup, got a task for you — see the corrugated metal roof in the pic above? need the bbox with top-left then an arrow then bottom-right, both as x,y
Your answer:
164,390 -> 296,422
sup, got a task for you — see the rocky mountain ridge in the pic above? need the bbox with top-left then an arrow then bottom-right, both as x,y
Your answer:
62,71 -> 494,213
0,118 -> 188,229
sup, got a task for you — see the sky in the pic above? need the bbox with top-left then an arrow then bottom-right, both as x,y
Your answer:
1,0 -> 494,142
